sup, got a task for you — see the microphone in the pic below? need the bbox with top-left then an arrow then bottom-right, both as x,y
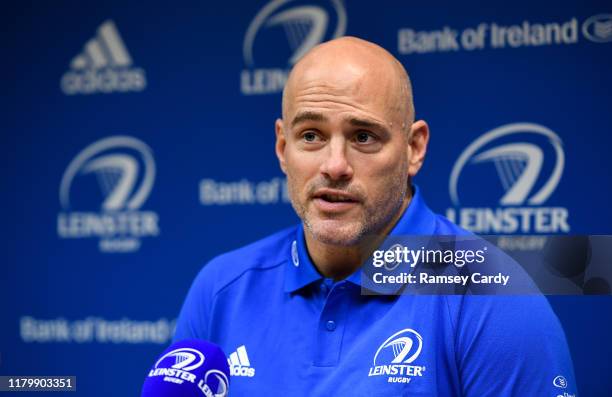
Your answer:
141,339 -> 230,397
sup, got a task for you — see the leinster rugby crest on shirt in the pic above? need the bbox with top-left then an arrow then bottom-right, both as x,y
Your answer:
368,329 -> 426,384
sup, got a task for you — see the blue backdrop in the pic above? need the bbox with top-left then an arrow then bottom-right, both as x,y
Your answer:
2,0 -> 611,395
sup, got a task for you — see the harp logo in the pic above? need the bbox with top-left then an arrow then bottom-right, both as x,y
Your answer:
148,348 -> 229,396
57,136 -> 160,252
240,0 -> 347,95
368,328 -> 426,383
446,123 -> 570,233
156,348 -> 206,372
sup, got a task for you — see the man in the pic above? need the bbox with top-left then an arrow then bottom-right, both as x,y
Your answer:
174,37 -> 577,396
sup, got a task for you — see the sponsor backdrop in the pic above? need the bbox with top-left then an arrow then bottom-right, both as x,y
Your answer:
2,0 -> 611,395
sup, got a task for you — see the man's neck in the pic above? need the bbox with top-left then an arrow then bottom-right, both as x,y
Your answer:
304,193 -> 412,281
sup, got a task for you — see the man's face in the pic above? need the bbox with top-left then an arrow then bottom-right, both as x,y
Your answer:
276,64 -> 412,246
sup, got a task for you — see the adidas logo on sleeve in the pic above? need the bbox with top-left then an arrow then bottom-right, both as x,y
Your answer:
228,345 -> 256,377
60,20 -> 146,95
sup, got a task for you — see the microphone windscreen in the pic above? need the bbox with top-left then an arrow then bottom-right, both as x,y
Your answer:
141,339 -> 230,397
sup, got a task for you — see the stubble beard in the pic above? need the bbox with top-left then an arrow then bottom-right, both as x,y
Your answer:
287,169 -> 409,247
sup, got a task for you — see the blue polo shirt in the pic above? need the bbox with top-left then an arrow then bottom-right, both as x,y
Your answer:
174,187 -> 577,396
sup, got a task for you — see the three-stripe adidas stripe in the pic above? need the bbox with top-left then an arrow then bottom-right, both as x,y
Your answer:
70,20 -> 133,70
228,345 -> 256,377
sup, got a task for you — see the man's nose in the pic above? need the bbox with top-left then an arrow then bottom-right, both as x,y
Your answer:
320,138 -> 354,181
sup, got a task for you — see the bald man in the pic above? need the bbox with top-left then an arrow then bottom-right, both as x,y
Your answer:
174,37 -> 577,396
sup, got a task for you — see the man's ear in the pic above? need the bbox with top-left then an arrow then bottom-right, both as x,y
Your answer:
275,118 -> 287,174
407,120 -> 429,177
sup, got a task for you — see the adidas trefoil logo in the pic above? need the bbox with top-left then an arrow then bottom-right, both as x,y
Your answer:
228,345 -> 256,377
60,19 -> 146,95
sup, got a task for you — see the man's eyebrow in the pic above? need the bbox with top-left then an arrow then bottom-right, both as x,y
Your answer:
347,117 -> 387,131
291,111 -> 328,127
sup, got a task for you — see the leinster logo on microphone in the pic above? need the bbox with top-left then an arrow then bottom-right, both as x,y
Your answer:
446,122 -> 570,234
240,0 -> 347,95
368,328 -> 426,384
57,136 -> 160,253
148,347 -> 229,397
156,348 -> 206,372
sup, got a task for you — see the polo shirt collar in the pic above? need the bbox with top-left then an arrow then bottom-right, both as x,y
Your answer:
284,224 -> 322,293
284,185 -> 437,293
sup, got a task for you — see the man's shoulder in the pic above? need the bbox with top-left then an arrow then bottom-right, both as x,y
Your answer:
433,212 -> 472,236
195,225 -> 297,292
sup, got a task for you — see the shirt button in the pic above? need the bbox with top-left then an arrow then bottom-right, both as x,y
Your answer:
326,320 -> 337,331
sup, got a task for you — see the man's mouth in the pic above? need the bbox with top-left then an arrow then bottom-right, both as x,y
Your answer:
312,189 -> 360,212
313,189 -> 359,202
317,193 -> 357,203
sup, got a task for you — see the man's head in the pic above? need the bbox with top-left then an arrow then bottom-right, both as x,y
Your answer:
275,36 -> 429,247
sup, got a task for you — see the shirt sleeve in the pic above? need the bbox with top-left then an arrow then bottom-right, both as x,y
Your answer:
455,295 -> 578,396
173,260 -> 218,342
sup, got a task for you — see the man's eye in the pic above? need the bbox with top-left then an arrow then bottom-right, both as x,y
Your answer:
303,132 -> 318,142
356,131 -> 373,143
